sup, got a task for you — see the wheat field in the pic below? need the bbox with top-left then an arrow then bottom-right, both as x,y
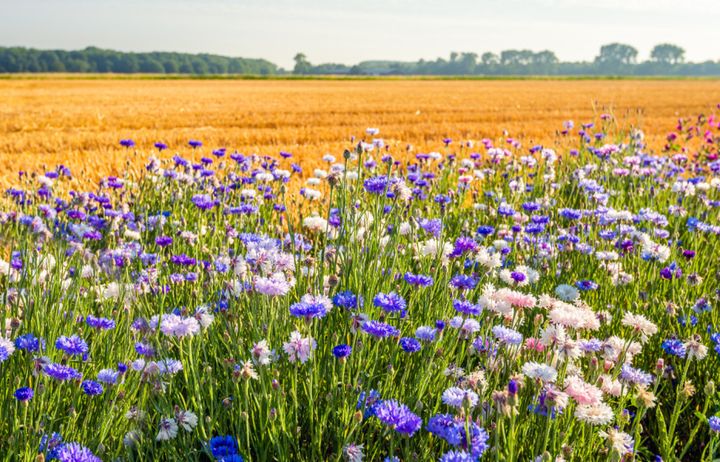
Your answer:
1,78 -> 719,186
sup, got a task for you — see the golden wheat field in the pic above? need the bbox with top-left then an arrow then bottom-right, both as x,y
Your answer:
1,78 -> 719,186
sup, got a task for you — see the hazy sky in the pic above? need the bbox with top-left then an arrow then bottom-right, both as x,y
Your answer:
1,0 -> 718,68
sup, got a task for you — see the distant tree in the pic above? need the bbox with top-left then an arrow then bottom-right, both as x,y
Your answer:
532,50 -> 558,65
480,52 -> 499,66
293,53 -> 312,74
595,43 -> 638,65
651,43 -> 685,65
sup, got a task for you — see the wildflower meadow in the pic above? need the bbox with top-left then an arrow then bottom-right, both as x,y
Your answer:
2,109 -> 720,462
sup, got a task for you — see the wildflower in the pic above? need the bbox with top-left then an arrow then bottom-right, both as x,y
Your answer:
399,337 -> 421,353
283,331 -> 316,363
564,376 -> 602,405
373,292 -> 407,314
0,337 -> 15,362
81,380 -> 103,396
14,387 -> 33,402
332,344 -> 352,359
44,363 -> 82,381
522,362 -> 558,383
415,326 -> 437,342
289,294 -> 332,320
14,333 -> 42,352
251,340 -> 274,365
709,416 -> 720,433
233,360 -> 258,380
176,409 -> 198,431
97,369 -> 120,384
374,400 -> 422,436
492,325 -> 523,345
599,428 -> 634,458
343,443 -> 364,462
56,442 -> 102,462
55,335 -> 88,356
333,291 -> 364,310
574,402 -> 614,425
619,364 -> 654,387
622,312 -> 658,340
209,435 -> 239,458
442,387 -> 479,409
361,320 -> 400,338
555,284 -> 579,302
156,418 -> 179,441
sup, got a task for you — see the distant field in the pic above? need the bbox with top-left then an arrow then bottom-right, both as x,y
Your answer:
1,78 -> 719,186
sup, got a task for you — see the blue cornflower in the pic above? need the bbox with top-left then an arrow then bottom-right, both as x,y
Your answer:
332,291 -> 363,310
373,292 -> 407,313
332,344 -> 352,359
15,333 -> 42,352
14,387 -> 33,402
476,225 -> 495,236
81,380 -> 103,396
289,300 -> 329,320
661,338 -> 686,358
399,337 -> 421,353
575,280 -> 598,291
55,335 -> 88,356
709,416 -> 720,433
209,435 -> 239,458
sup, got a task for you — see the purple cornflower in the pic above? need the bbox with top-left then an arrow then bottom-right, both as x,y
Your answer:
619,364 -> 654,387
450,237 -> 478,258
361,320 -> 400,338
374,400 -> 422,436
363,176 -> 389,194
415,326 -> 438,342
449,274 -> 478,291
418,218 -> 443,237
56,442 -> 101,462
43,363 -> 82,381
86,315 -> 115,330
189,139 -> 203,149
154,142 -> 168,151
492,325 -> 523,345
453,299 -> 482,316
404,272 -> 434,287
119,139 -> 135,148
709,416 -> 720,432
155,235 -> 173,247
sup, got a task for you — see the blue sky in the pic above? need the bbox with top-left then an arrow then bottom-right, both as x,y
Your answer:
1,0 -> 717,68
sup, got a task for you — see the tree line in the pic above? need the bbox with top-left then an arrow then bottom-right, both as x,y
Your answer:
0,46 -> 278,75
0,43 -> 718,76
294,43 -> 720,76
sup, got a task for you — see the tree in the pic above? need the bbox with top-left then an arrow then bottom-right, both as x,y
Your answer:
651,43 -> 685,65
293,53 -> 312,74
595,43 -> 638,65
481,52 -> 499,66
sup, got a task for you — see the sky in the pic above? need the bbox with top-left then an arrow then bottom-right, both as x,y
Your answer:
1,0 -> 718,69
